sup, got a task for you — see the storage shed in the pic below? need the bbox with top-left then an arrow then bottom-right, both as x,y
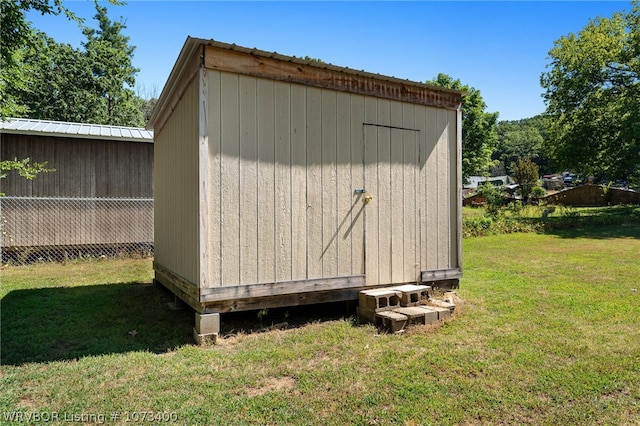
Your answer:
148,37 -> 463,341
0,118 -> 154,261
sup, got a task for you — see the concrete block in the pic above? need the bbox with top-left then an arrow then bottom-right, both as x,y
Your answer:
375,311 -> 408,333
413,306 -> 439,324
390,284 -> 431,306
195,312 -> 220,335
358,289 -> 401,312
394,306 -> 433,325
429,299 -> 455,312
193,328 -> 218,345
428,306 -> 451,320
356,306 -> 376,323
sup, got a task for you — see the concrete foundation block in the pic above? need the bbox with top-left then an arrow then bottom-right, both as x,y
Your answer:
375,311 -> 408,333
195,312 -> 220,335
394,306 -> 433,325
193,328 -> 218,345
390,284 -> 431,306
356,306 -> 376,323
428,306 -> 451,320
413,306 -> 440,324
358,289 -> 401,312
429,299 -> 456,312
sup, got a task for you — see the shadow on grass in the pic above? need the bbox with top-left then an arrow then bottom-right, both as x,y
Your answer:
543,219 -> 640,239
1,282 -> 194,365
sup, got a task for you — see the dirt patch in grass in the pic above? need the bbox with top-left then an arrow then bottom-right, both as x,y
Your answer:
246,376 -> 297,397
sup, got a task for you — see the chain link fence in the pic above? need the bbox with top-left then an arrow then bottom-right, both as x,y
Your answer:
1,197 -> 153,265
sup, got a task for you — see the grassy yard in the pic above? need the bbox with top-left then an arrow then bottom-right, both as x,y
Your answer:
2,223 -> 640,424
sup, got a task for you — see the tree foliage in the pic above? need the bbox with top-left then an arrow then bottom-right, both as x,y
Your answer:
0,0 -> 81,118
1,1 -> 145,126
427,73 -> 499,182
541,1 -> 640,180
0,158 -> 53,195
495,115 -> 552,175
512,157 -> 540,202
81,5 -> 143,126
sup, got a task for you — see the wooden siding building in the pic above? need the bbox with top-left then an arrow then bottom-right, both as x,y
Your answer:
148,37 -> 463,341
0,118 -> 154,255
1,118 -> 153,198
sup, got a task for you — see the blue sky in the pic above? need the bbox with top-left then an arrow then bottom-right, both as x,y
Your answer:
27,1 -> 631,121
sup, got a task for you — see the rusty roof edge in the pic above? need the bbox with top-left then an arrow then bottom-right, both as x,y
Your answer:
149,36 -> 463,131
203,37 -> 463,99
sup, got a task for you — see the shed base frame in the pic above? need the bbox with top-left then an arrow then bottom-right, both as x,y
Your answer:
153,262 -> 460,343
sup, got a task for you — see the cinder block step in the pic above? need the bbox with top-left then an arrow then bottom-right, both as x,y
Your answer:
375,311 -> 408,333
429,299 -> 456,312
358,289 -> 401,312
427,305 -> 451,320
394,306 -> 435,325
412,306 -> 440,324
356,306 -> 376,323
389,284 -> 431,306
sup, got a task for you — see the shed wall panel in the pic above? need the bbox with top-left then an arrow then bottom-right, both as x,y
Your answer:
257,79 -> 276,283
206,70 -> 222,287
220,73 -> 242,286
238,75 -> 259,285
274,81 -> 293,283
321,90 -> 338,278
306,87 -> 323,280
202,70 -> 460,290
290,85 -> 308,281
154,75 -> 199,284
349,95 -> 366,277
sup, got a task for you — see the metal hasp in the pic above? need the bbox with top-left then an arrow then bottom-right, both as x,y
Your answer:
354,188 -> 366,194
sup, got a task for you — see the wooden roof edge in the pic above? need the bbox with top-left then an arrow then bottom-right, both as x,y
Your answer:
148,37 -> 463,131
203,38 -> 462,100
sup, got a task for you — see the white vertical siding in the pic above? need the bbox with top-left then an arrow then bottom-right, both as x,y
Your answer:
220,73 -> 241,286
321,90 -> 338,278
290,85 -> 307,281
238,75 -> 258,286
207,71 -> 222,287
274,81 -> 293,282
349,95 -> 366,276
154,75 -> 200,284
257,79 -> 276,283
204,70 -> 459,289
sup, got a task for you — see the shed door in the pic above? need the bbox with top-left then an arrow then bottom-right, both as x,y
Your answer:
363,124 -> 420,286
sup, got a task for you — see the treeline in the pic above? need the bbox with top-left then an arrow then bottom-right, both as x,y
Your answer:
1,1 -> 155,127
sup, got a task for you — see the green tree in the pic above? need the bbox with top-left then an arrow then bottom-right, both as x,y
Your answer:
82,5 -> 143,126
495,115 -> 552,175
512,157 -> 540,203
1,1 -> 142,126
427,73 -> 499,182
18,32 -> 99,123
0,0 -> 82,118
541,1 -> 640,180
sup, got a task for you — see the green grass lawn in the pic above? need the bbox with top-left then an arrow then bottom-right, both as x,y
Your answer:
2,223 -> 640,425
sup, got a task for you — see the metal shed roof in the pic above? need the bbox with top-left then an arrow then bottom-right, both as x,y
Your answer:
0,118 -> 153,143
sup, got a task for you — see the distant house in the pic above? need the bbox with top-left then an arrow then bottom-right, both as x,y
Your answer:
0,118 -> 154,261
463,175 -> 515,197
464,175 -> 514,190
